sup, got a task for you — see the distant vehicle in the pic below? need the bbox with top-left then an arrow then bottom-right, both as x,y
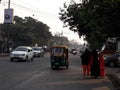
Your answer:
104,51 -> 120,67
32,47 -> 44,57
71,49 -> 77,55
10,46 -> 34,62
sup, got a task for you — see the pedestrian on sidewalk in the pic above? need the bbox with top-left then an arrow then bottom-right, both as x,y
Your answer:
99,53 -> 105,78
80,49 -> 91,78
90,49 -> 100,78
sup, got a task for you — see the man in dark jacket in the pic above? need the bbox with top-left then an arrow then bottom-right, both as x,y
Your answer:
81,49 -> 91,76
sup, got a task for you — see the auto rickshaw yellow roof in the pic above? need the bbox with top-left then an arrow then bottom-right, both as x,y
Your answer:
51,45 -> 69,49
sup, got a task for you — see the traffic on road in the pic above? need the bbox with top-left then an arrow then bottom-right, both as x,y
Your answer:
0,52 -> 117,90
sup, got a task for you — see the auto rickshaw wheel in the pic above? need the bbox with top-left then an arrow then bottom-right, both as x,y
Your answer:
66,62 -> 69,69
51,65 -> 57,70
51,65 -> 54,69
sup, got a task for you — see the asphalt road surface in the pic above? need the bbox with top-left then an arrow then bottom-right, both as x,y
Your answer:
0,53 -> 115,90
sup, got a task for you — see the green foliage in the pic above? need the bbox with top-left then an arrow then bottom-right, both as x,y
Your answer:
59,0 -> 120,48
2,16 -> 52,47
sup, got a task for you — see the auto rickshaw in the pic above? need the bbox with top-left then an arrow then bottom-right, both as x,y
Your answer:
50,45 -> 69,69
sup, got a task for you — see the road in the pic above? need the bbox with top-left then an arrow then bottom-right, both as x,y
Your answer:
0,53 -> 115,90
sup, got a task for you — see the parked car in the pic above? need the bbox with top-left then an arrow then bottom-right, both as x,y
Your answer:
10,46 -> 34,62
104,51 -> 120,67
32,47 -> 44,57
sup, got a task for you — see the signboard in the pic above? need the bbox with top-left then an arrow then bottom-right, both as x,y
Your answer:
4,9 -> 14,24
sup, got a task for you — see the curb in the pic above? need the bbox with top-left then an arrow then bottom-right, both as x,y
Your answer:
107,72 -> 120,90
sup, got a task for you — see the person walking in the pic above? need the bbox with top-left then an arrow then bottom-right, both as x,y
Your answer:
90,49 -> 100,78
80,49 -> 91,77
99,53 -> 105,78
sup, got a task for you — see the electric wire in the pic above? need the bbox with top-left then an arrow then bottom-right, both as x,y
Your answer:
2,1 -> 58,17
12,0 -> 58,20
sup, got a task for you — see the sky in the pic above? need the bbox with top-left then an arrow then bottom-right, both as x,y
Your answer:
0,0 -> 84,44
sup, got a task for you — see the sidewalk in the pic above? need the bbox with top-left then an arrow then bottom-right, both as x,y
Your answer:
106,68 -> 120,90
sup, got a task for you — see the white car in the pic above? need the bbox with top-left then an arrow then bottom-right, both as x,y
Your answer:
32,47 -> 44,57
10,46 -> 34,62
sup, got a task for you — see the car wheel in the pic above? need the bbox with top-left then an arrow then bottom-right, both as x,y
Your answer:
109,62 -> 115,67
39,54 -> 41,58
39,55 -> 40,58
10,58 -> 13,62
51,65 -> 55,69
66,62 -> 69,69
31,57 -> 34,61
25,56 -> 29,62
51,65 -> 57,70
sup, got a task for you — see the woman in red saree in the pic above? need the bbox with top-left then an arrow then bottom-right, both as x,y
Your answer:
99,53 -> 105,78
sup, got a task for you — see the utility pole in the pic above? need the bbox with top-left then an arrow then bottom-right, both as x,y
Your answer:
8,0 -> 10,9
7,0 -> 11,53
4,0 -> 13,53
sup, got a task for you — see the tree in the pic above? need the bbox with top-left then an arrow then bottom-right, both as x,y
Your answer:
51,32 -> 69,46
1,16 -> 52,47
59,0 -> 120,49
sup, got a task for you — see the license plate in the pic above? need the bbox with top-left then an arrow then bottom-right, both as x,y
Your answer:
14,55 -> 19,57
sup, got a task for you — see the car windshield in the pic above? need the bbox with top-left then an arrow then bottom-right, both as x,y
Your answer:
32,48 -> 40,51
109,52 -> 120,58
52,48 -> 63,53
15,47 -> 28,51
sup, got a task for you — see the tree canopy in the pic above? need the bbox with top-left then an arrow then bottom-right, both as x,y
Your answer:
2,16 -> 52,47
59,0 -> 120,48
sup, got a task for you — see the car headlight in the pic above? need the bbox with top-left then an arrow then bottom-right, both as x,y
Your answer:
104,56 -> 109,60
